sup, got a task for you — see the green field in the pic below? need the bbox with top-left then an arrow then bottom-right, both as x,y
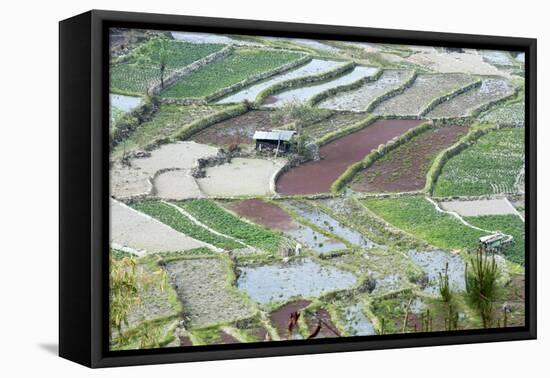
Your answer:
363,196 -> 484,250
434,128 -> 524,197
110,39 -> 224,96
130,200 -> 242,250
465,214 -> 525,265
175,200 -> 283,254
160,49 -> 303,98
112,103 -> 222,156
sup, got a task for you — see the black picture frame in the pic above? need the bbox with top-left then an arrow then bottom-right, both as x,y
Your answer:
59,9 -> 537,368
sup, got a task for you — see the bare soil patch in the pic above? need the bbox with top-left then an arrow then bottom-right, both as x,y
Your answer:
110,199 -> 207,254
229,199 -> 295,230
165,257 -> 255,328
198,157 -> 286,197
352,125 -> 467,193
440,198 -> 518,217
277,119 -> 423,195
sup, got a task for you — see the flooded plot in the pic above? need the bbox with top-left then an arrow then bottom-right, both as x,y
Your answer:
217,59 -> 346,104
284,201 -> 377,248
110,93 -> 142,112
269,300 -> 311,340
165,257 -> 255,327
440,198 -> 518,217
227,199 -> 345,253
352,125 -> 467,193
286,225 -> 347,254
407,250 -> 466,295
192,111 -> 284,146
237,258 -> 357,304
277,119 -> 422,195
373,73 -> 476,116
171,31 -> 260,46
426,78 -> 515,118
197,157 -> 285,197
287,38 -> 340,53
342,303 -> 376,336
515,53 -> 525,63
110,199 -> 207,254
318,70 -> 412,112
481,50 -> 517,66
266,66 -> 379,108
153,170 -> 202,200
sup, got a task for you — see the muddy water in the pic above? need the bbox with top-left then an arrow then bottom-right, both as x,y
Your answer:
237,258 -> 357,304
408,250 -> 466,295
217,59 -> 345,104
270,300 -> 311,340
265,66 -> 379,108
229,199 -> 346,253
285,201 -> 377,248
110,93 -> 141,112
343,303 -> 376,336
276,119 -> 423,195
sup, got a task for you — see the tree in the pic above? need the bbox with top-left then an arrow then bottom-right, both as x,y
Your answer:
465,248 -> 501,328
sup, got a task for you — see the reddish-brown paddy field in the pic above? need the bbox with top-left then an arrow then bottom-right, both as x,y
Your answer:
227,199 -> 295,230
276,119 -> 423,195
351,125 -> 467,193
269,300 -> 312,340
192,110 -> 285,146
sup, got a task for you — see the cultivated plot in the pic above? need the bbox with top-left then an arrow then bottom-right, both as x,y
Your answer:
434,128 -> 524,197
161,49 -> 304,98
318,70 -> 413,112
277,119 -> 422,195
372,73 -> 477,116
265,66 -> 379,107
426,78 -> 516,119
217,59 -> 346,104
352,125 -> 467,193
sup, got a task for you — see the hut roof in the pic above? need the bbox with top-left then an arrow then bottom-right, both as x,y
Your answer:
253,130 -> 296,142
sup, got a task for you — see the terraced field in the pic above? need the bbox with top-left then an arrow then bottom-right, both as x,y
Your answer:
372,73 -> 477,116
363,196 -> 485,251
109,28 -> 527,350
318,69 -> 413,112
426,78 -> 515,118
352,125 -> 467,193
479,100 -> 525,127
110,39 -> 224,95
434,128 -> 524,197
217,59 -> 346,104
265,66 -> 379,107
161,49 -> 304,98
112,104 -> 221,156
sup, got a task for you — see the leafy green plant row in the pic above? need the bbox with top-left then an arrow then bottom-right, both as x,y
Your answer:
433,127 -> 524,197
174,199 -> 283,254
130,200 -> 242,250
330,121 -> 432,193
110,38 -> 225,96
423,123 -> 498,196
160,49 -> 304,99
362,196 -> 485,251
